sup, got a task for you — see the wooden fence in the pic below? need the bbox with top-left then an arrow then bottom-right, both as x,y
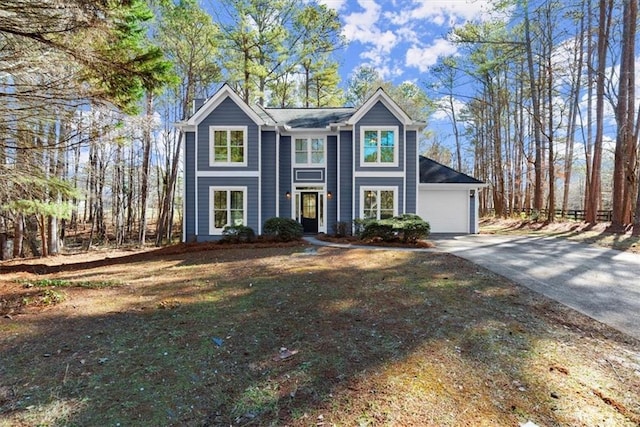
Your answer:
486,208 -> 613,222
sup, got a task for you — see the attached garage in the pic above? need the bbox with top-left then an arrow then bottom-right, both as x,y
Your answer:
418,157 -> 485,234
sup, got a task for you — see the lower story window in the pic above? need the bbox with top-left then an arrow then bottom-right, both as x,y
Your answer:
209,187 -> 246,233
362,188 -> 397,220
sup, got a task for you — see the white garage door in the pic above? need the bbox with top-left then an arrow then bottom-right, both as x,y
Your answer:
418,189 -> 469,233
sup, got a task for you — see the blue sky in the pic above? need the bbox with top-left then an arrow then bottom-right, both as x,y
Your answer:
319,0 -> 496,86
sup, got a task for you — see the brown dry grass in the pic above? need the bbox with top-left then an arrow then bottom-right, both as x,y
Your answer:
1,243 -> 639,426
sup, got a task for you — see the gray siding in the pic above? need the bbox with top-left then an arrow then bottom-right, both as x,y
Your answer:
405,130 -> 417,213
261,130 -> 277,225
184,131 -> 196,242
355,102 -> 404,172
197,97 -> 259,172
279,136 -> 292,218
326,135 -> 338,231
196,177 -> 259,241
338,130 -> 353,223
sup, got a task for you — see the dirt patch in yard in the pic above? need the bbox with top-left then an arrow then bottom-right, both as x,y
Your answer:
1,244 -> 639,426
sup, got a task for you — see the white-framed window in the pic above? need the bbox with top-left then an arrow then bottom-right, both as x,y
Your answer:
294,137 -> 325,165
361,187 -> 398,220
209,187 -> 247,234
209,126 -> 247,166
360,126 -> 398,166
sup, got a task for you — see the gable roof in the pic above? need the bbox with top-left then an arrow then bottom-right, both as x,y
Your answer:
419,156 -> 484,184
180,84 -> 427,130
346,87 -> 421,126
186,84 -> 266,126
261,107 -> 356,128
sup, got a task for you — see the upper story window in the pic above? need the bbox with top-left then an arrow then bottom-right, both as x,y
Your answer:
209,126 -> 247,166
362,187 -> 397,220
361,126 -> 398,167
295,137 -> 325,165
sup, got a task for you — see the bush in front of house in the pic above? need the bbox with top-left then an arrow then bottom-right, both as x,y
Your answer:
360,221 -> 395,241
357,214 -> 430,243
221,225 -> 256,243
352,218 -> 374,238
262,217 -> 304,241
389,214 -> 430,242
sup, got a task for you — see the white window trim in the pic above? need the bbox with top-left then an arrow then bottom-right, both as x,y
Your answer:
360,186 -> 398,220
209,186 -> 247,234
209,126 -> 248,166
360,126 -> 399,167
293,135 -> 326,166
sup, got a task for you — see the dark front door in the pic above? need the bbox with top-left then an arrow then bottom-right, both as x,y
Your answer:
300,192 -> 318,233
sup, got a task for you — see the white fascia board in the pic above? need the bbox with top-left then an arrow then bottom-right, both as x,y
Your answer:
346,88 -> 413,125
419,183 -> 487,191
279,128 -> 338,136
175,121 -> 196,132
328,122 -> 351,130
406,123 -> 427,131
354,171 -> 405,178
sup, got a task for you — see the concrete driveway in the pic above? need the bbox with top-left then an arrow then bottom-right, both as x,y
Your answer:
430,234 -> 640,341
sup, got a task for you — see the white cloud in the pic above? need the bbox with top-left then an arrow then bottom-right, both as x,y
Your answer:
342,0 -> 383,43
316,0 -> 348,11
405,38 -> 458,73
396,26 -> 420,45
402,0 -> 495,26
343,0 -> 402,78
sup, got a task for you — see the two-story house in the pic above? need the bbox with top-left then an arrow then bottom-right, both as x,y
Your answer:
178,84 -> 483,241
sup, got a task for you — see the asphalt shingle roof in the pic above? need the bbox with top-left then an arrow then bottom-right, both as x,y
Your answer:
261,107 -> 356,128
419,156 -> 484,184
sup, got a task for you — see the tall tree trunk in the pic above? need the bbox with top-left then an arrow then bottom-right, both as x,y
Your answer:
71,143 -> 80,230
612,0 -> 637,227
488,79 -> 505,217
586,0 -> 613,223
304,63 -> 311,108
139,92 -> 153,244
513,70 -> 524,211
545,20 -> 555,223
114,142 -> 124,247
13,215 -> 23,258
584,0 -> 594,212
633,101 -> 640,235
156,131 -> 182,246
449,92 -> 463,172
126,137 -> 135,240
562,15 -> 584,215
524,2 -> 544,212
39,214 -> 48,257
47,217 -> 59,256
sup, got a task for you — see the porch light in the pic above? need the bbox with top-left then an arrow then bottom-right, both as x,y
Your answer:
327,191 -> 333,199
285,191 -> 291,199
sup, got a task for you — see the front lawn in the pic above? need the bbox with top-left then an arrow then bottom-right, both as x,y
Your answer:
1,245 -> 639,426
